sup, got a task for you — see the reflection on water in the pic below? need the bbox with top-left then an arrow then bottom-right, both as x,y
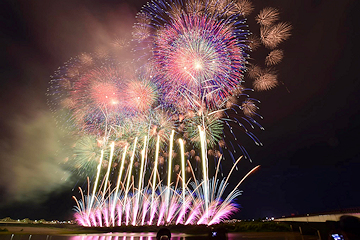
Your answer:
0,232 -> 318,240
69,235 -> 157,240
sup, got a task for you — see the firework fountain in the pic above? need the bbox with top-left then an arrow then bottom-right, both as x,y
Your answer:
47,0 -> 291,227
73,129 -> 260,226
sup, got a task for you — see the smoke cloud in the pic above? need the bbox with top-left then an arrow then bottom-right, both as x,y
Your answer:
0,0 -> 138,208
0,110 -> 74,204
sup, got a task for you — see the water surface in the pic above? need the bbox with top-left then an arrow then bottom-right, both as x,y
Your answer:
0,232 -> 319,240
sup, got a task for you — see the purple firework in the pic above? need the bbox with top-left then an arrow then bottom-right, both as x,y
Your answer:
135,0 -> 250,112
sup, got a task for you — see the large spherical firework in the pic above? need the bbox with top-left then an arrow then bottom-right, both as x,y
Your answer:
70,67 -> 129,135
47,54 -> 113,133
135,0 -> 250,112
127,78 -> 158,112
50,59 -> 158,138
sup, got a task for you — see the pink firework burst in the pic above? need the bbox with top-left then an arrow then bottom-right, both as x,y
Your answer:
127,79 -> 158,112
136,0 -> 250,111
89,81 -> 120,106
70,67 -> 128,134
154,13 -> 248,110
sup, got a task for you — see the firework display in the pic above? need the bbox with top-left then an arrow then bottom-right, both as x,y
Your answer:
47,0 -> 291,226
134,0 -> 250,111
73,132 -> 260,226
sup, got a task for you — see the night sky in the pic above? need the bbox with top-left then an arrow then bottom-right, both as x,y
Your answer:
0,0 -> 359,221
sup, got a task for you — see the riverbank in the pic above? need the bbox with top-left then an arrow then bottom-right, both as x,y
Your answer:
0,221 -> 292,235
0,223 -> 92,235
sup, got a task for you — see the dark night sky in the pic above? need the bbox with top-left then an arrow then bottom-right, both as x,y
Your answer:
0,0 -> 359,221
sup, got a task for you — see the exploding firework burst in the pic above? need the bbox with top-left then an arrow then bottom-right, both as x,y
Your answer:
47,54 -> 114,133
111,37 -> 130,51
260,22 -> 292,49
69,135 -> 105,176
129,0 -> 290,164
256,7 -> 280,26
253,69 -> 278,91
70,66 -> 129,135
184,112 -> 224,149
242,5 -> 291,95
246,64 -> 262,79
127,78 -> 158,112
146,109 -> 175,146
235,0 -> 254,17
241,99 -> 258,117
265,49 -> 284,66
46,0 -> 293,227
135,0 -> 250,111
247,34 -> 261,51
